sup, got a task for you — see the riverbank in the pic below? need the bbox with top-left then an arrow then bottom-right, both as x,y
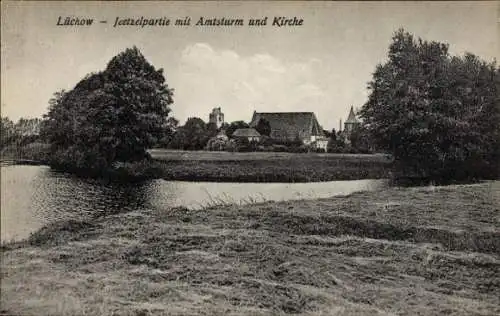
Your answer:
4,149 -> 392,183
150,150 -> 393,182
2,181 -> 499,315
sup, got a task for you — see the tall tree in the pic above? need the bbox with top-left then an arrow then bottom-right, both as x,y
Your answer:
360,29 -> 499,182
1,117 -> 15,148
182,117 -> 209,150
168,117 -> 211,150
255,118 -> 271,136
42,47 -> 174,170
329,128 -> 336,142
157,116 -> 180,148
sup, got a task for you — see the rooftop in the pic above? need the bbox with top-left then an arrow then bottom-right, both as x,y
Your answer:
345,106 -> 359,124
232,128 -> 261,137
250,111 -> 324,138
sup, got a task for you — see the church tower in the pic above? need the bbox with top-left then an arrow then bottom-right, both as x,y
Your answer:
343,106 -> 360,135
209,107 -> 225,129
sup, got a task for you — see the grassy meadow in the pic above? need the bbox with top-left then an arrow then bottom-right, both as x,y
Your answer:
148,150 -> 392,162
147,149 -> 393,182
2,181 -> 499,316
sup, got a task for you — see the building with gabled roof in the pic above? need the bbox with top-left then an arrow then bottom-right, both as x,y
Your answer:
249,111 -> 324,145
232,128 -> 261,142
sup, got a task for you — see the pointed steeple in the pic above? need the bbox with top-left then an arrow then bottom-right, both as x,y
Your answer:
345,106 -> 358,124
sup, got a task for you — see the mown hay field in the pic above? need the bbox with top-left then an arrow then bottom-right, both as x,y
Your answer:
2,181 -> 499,315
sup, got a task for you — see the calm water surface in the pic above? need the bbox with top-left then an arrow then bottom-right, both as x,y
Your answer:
1,165 -> 387,242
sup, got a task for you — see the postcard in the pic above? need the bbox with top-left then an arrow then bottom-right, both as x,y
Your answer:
1,1 -> 499,315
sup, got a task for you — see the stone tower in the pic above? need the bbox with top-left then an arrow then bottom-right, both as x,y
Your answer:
209,107 -> 225,129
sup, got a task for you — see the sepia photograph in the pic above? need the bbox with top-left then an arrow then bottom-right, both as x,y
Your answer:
1,1 -> 499,315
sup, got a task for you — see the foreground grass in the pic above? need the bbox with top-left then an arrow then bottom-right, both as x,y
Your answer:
148,150 -> 392,182
2,182 -> 499,315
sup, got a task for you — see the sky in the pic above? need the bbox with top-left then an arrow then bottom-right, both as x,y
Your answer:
1,1 -> 498,130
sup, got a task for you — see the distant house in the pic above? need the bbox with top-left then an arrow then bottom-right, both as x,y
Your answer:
232,128 -> 261,142
312,136 -> 329,151
249,111 -> 324,145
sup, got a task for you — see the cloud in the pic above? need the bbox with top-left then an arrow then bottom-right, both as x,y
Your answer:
171,43 -> 331,126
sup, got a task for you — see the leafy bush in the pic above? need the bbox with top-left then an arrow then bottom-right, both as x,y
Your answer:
233,139 -> 259,152
258,135 -> 274,147
206,138 -> 228,151
288,145 -> 310,153
273,138 -> 304,148
272,145 -> 289,152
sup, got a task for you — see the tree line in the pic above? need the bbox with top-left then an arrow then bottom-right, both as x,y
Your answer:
1,117 -> 43,147
0,117 -> 48,161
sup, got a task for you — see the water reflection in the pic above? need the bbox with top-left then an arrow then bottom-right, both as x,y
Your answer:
1,165 -> 387,242
146,180 -> 387,210
1,166 -> 155,241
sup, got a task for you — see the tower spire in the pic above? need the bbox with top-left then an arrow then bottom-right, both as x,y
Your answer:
345,106 -> 358,123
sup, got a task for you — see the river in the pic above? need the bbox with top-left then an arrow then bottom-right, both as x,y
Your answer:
1,165 -> 388,242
